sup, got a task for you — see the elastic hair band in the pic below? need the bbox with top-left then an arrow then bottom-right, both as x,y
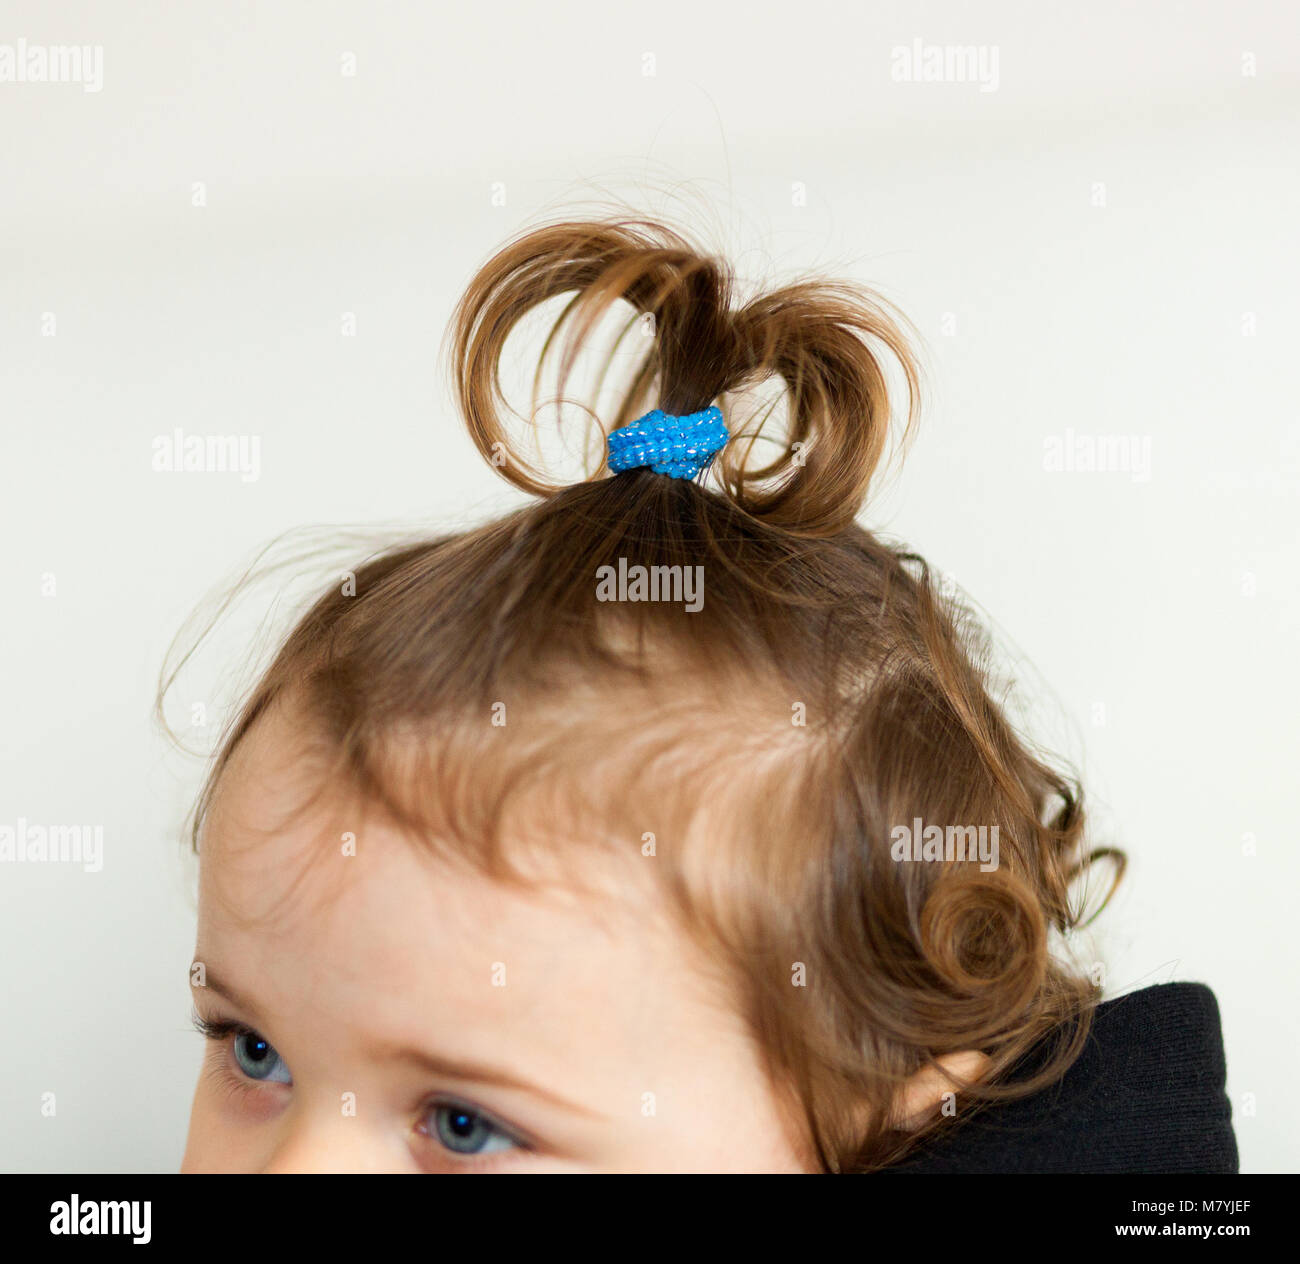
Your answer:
606,405 -> 729,481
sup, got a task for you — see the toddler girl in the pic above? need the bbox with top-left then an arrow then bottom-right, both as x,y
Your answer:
177,217 -> 1226,1173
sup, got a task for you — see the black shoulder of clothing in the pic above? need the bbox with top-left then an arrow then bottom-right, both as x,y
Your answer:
884,981 -> 1237,1174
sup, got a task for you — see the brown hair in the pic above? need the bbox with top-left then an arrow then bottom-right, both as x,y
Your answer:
185,216 -> 1122,1171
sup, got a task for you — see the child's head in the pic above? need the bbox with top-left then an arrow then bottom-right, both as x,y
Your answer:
181,218 -> 1112,1173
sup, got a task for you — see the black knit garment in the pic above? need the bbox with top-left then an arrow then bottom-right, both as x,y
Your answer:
887,982 -> 1237,1174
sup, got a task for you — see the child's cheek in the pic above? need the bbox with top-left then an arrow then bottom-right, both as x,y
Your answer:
182,1076 -> 280,1173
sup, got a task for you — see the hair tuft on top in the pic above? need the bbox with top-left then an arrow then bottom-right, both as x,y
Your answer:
447,217 -> 921,537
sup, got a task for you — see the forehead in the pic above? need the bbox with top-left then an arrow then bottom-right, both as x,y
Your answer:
195,700 -> 733,1071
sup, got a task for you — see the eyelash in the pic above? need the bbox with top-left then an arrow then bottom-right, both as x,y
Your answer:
192,1013 -> 249,1044
191,1011 -> 532,1167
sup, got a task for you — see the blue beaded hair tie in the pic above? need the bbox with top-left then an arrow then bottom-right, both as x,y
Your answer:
606,405 -> 729,481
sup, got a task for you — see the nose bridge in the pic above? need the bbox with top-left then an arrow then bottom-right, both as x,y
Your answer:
261,1097 -> 393,1174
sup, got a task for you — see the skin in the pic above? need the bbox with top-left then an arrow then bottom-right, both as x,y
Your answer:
182,702 -> 979,1173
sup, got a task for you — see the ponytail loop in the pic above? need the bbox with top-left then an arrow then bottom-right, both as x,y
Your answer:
448,215 -> 920,536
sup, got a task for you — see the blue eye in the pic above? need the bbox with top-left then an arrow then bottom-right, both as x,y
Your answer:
232,1030 -> 292,1084
429,1102 -> 519,1157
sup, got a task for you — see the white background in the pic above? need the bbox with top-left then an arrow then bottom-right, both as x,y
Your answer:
1,0 -> 1297,1173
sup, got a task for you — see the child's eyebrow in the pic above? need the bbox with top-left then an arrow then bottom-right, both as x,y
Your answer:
390,1046 -> 608,1121
193,968 -> 263,1020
